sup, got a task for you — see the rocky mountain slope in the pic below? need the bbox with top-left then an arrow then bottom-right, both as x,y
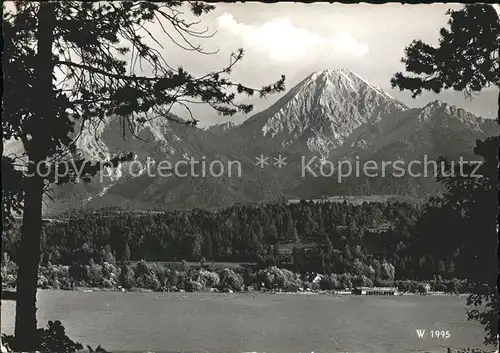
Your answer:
232,69 -> 409,160
204,121 -> 236,135
296,100 -> 497,199
4,69 -> 497,215
336,99 -> 497,161
47,114 -> 300,215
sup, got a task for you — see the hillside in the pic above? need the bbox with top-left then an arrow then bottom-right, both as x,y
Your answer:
4,69 -> 496,216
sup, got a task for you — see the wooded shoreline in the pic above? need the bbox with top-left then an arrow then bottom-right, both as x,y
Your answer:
1,286 -> 471,299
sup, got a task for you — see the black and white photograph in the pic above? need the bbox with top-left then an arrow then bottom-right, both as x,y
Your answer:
1,2 -> 499,353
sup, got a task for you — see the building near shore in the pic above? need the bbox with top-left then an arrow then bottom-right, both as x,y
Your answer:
352,287 -> 398,295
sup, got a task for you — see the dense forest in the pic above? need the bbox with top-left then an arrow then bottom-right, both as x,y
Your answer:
1,199 -> 471,284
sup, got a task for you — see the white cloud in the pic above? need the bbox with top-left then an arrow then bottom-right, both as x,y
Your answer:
493,4 -> 500,18
217,13 -> 369,62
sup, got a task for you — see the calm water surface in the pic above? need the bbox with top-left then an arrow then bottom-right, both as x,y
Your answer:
0,290 -> 489,353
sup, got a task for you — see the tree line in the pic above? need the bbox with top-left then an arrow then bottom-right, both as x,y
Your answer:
0,199 -> 476,284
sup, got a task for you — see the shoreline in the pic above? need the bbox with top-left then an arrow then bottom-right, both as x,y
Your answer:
1,286 -> 470,298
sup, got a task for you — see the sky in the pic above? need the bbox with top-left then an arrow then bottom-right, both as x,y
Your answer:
6,2 -> 496,128
151,2 -> 498,127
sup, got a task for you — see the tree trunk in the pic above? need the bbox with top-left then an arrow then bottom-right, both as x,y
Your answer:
14,177 -> 44,350
14,2 -> 55,350
497,88 -> 499,125
497,88 -> 499,349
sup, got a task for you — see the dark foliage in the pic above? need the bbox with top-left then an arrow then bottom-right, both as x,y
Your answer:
391,5 -> 499,102
390,4 -> 499,346
0,198 -> 479,284
1,320 -> 109,353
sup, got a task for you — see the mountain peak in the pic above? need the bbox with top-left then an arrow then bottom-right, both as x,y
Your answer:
205,121 -> 236,135
305,69 -> 403,103
311,68 -> 356,76
308,68 -> 359,82
417,99 -> 487,129
240,69 -> 409,159
424,99 -> 445,107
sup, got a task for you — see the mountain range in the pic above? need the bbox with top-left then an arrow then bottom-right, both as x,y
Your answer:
3,69 -> 497,215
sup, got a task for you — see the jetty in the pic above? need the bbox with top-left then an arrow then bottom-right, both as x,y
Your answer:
352,286 -> 398,295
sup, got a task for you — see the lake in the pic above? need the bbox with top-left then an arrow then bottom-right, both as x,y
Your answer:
1,290 -> 490,353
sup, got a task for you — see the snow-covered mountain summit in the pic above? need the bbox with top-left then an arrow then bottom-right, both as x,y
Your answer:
239,68 -> 408,158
